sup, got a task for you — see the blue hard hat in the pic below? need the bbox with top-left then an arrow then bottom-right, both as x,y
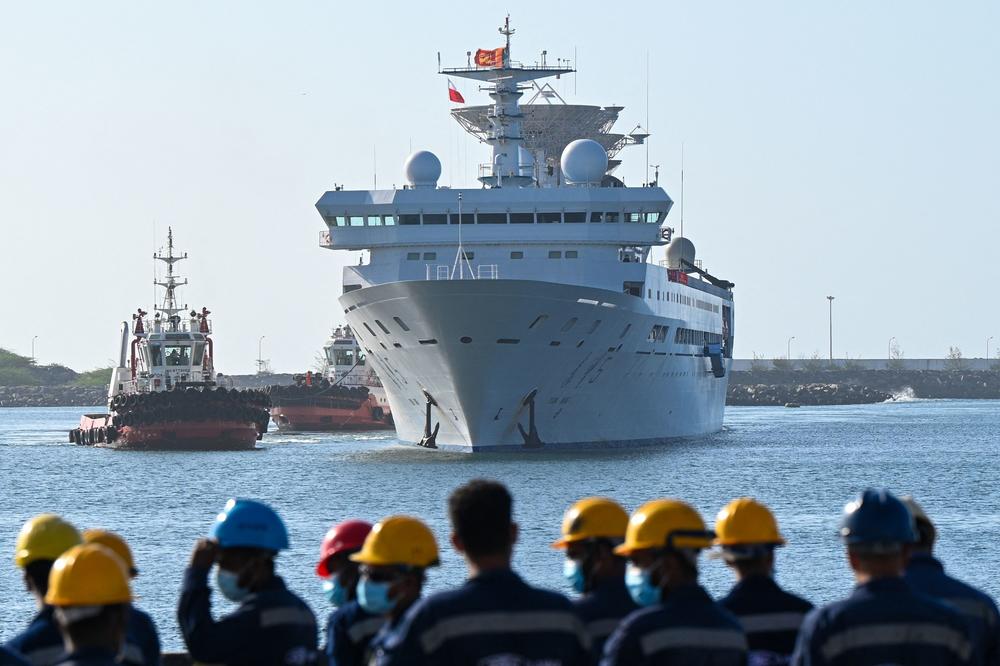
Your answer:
210,499 -> 289,552
839,488 -> 916,546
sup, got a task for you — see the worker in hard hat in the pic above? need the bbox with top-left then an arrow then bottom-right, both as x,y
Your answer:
352,516 -> 439,662
602,499 -> 747,665
791,489 -> 974,665
316,520 -> 380,666
376,479 -> 590,665
177,498 -> 319,665
81,530 -> 160,666
714,498 -> 812,664
902,496 -> 1000,665
45,543 -> 134,666
552,497 -> 637,658
4,514 -> 82,665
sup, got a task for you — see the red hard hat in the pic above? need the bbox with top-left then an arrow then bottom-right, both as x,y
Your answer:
316,520 -> 372,577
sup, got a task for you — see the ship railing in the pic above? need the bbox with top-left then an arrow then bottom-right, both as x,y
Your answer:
425,264 -> 500,281
319,230 -> 332,247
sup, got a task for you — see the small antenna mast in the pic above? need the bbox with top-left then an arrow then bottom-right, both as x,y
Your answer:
680,142 -> 685,240
645,51 -> 650,187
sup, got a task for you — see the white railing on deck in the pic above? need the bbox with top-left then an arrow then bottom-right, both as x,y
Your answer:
425,265 -> 500,281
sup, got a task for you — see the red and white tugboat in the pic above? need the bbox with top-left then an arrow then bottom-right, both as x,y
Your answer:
268,326 -> 393,431
70,229 -> 271,450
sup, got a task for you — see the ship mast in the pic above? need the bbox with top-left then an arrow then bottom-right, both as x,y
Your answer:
154,227 -> 188,332
442,17 -> 572,188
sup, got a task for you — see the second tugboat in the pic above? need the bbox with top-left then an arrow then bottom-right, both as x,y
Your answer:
268,326 -> 393,431
70,229 -> 271,450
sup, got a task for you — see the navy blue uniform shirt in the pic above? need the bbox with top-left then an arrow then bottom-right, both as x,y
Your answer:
53,648 -> 118,666
4,606 -> 64,666
177,566 -> 320,666
0,646 -> 29,666
791,576 -> 975,666
122,605 -> 161,666
574,576 -> 638,660
326,601 -> 383,666
907,552 -> 1000,665
601,582 -> 747,666
374,568 -> 591,665
719,575 -> 813,664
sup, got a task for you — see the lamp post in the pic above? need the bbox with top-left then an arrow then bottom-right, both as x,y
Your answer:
257,336 -> 265,374
989,336 -> 994,362
31,335 -> 38,364
787,336 -> 795,360
826,296 -> 835,361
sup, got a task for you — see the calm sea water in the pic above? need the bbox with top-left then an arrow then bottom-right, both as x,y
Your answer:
1,400 -> 997,650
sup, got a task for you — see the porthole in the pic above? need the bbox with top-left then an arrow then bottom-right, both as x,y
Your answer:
460,336 -> 472,344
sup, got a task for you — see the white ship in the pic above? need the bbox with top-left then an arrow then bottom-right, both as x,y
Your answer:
315,20 -> 734,451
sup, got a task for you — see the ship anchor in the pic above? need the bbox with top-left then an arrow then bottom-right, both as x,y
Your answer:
517,388 -> 544,449
417,389 -> 440,449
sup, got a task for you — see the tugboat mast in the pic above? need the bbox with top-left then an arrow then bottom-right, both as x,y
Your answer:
154,227 -> 188,332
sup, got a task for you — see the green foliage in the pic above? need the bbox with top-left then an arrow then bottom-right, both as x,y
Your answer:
72,368 -> 113,387
803,351 -> 826,372
945,346 -> 968,371
0,367 -> 43,386
0,348 -> 33,368
749,352 -> 769,372
771,356 -> 792,370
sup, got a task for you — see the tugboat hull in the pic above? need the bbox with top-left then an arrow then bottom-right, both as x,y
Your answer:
270,403 -> 392,432
73,410 -> 263,451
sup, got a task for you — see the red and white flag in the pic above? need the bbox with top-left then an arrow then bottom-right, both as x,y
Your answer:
447,79 -> 465,104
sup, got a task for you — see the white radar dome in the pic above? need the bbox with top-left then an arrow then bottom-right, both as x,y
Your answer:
560,139 -> 608,185
665,236 -> 696,270
404,150 -> 442,188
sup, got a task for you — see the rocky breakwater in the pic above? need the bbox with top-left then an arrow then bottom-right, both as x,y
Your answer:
727,382 -> 891,407
0,385 -> 106,407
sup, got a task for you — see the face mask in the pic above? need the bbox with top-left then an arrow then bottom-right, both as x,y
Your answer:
357,578 -> 396,615
216,567 -> 251,602
323,574 -> 350,607
563,559 -> 586,594
626,563 -> 662,607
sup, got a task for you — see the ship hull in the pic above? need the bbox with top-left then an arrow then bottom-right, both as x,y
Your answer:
340,279 -> 730,452
270,403 -> 393,432
74,414 -> 260,451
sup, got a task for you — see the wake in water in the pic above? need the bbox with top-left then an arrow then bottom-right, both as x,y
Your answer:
886,386 -> 919,402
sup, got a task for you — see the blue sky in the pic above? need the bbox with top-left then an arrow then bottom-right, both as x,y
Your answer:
1,1 -> 997,372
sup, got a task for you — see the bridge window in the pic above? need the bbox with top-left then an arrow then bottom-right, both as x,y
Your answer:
538,212 -> 561,224
645,212 -> 660,224
350,216 -> 365,227
478,213 -> 507,224
423,214 -> 447,225
564,212 -> 586,223
406,252 -> 420,260
367,216 -> 382,226
422,252 -> 437,260
510,212 -> 534,223
603,212 -> 619,223
623,281 -> 643,297
565,250 -> 578,258
548,251 -> 562,259
626,212 -> 642,223
383,215 -> 396,226
399,214 -> 420,225
334,216 -> 347,227
449,213 -> 474,225
510,251 -> 524,259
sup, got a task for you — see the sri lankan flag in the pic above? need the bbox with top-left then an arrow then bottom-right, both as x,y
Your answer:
474,47 -> 505,68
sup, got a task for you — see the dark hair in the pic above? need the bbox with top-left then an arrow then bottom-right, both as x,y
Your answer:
25,560 -> 54,596
914,517 -> 936,549
449,479 -> 513,558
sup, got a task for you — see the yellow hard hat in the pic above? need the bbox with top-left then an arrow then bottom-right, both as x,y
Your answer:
552,497 -> 629,549
45,544 -> 132,607
83,529 -> 137,576
614,499 -> 713,556
14,514 -> 82,569
714,498 -> 786,547
350,516 -> 439,568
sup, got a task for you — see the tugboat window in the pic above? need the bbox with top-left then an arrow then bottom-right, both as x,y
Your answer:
383,215 -> 396,226
423,252 -> 437,260
192,342 -> 206,365
164,346 -> 191,366
548,251 -> 562,259
566,250 -> 578,258
350,216 -> 365,227
149,345 -> 163,366
510,251 -> 524,259
407,252 -> 420,260
335,216 -> 347,227
368,216 -> 382,226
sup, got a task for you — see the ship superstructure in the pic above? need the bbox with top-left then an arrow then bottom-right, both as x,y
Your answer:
315,21 -> 734,451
